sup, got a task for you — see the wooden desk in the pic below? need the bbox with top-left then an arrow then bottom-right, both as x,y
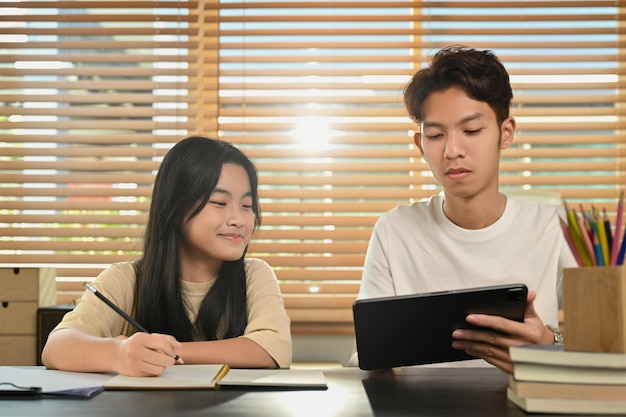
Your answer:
0,367 -> 601,417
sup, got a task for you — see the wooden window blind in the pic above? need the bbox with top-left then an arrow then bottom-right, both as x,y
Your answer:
1,1 -> 624,335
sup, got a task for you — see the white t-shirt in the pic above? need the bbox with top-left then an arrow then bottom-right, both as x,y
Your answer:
350,193 -> 577,367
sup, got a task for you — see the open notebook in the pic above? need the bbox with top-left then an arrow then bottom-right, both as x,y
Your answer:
103,364 -> 327,390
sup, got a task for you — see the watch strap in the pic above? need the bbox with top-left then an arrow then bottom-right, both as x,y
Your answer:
546,324 -> 564,346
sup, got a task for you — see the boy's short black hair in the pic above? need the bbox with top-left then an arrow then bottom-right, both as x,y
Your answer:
404,45 -> 513,126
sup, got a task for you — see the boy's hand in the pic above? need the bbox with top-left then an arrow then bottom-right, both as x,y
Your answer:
451,290 -> 554,373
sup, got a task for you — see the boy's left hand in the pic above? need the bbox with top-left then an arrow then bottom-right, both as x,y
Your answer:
450,290 -> 555,373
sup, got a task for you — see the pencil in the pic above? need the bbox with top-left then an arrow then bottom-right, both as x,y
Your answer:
560,218 -> 583,267
611,191 -> 624,266
603,207 -> 613,257
84,282 -> 148,332
618,225 -> 626,265
562,203 -> 592,266
596,213 -> 610,266
575,210 -> 596,265
84,282 -> 182,362
563,200 -> 583,238
593,230 -> 604,266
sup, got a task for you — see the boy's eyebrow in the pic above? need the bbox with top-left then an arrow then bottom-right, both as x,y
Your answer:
422,112 -> 484,129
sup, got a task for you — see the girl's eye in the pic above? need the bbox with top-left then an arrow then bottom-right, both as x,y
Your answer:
209,200 -> 226,207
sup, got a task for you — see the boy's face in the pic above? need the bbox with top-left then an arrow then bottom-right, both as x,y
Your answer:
414,86 -> 515,200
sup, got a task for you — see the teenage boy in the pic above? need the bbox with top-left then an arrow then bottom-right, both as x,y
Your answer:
350,45 -> 577,373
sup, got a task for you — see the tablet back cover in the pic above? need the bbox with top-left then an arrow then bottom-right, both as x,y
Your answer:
353,284 -> 527,370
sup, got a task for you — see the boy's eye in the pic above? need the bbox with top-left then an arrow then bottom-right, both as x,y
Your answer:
465,128 -> 482,135
425,133 -> 443,140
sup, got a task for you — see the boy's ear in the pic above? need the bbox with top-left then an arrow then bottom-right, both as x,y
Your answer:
500,117 -> 516,150
413,132 -> 425,159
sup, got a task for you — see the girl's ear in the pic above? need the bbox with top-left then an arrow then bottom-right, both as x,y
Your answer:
500,117 -> 516,150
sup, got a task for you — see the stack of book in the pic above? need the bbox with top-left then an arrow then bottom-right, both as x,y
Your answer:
508,344 -> 626,414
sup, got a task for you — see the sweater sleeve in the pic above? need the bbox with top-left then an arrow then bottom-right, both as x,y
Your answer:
49,262 -> 136,338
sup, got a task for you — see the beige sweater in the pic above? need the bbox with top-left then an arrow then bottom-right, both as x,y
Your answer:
52,258 -> 292,368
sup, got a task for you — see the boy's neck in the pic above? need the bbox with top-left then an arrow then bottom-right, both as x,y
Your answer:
441,191 -> 507,230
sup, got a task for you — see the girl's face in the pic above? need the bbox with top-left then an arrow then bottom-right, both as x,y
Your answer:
179,163 -> 256,277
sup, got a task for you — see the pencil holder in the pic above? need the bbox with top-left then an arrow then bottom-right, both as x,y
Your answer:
562,266 -> 626,353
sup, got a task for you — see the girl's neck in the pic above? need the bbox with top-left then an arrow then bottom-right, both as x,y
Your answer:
179,257 -> 221,283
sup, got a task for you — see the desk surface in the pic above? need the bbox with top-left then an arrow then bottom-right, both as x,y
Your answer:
1,366 -> 603,417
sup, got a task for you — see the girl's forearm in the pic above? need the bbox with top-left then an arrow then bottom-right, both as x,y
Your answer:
41,328 -> 120,373
179,337 -> 277,368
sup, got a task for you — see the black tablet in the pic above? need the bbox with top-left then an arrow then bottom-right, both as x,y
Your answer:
352,283 -> 528,370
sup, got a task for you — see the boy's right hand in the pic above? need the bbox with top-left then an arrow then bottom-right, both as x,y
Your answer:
113,332 -> 182,376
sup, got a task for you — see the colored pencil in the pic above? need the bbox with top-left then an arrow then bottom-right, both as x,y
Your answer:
560,218 -> 583,267
592,230 -> 604,266
595,213 -> 610,266
562,196 -> 626,267
603,208 -> 613,257
618,224 -> 626,266
563,200 -> 582,239
575,210 -> 596,265
610,191 -> 624,266
562,202 -> 592,266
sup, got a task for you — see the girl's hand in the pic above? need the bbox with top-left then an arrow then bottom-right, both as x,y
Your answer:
113,332 -> 182,376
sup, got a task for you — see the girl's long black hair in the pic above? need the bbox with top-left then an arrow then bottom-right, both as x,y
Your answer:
133,136 -> 261,341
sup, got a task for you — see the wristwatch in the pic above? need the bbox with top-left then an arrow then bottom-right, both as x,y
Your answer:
546,324 -> 564,346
